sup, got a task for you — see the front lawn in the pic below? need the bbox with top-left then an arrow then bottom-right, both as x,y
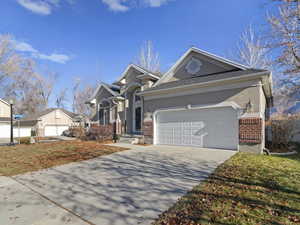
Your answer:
0,140 -> 127,176
153,150 -> 300,225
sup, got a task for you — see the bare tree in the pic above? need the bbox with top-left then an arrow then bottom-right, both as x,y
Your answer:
267,2 -> 299,75
236,26 -> 271,69
0,35 -> 22,92
135,40 -> 160,73
55,88 -> 68,109
72,77 -> 81,112
74,85 -> 95,116
266,1 -> 300,112
34,71 -> 57,108
0,35 -> 59,115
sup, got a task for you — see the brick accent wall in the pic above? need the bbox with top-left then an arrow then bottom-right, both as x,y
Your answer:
239,118 -> 262,144
143,121 -> 153,137
143,121 -> 153,144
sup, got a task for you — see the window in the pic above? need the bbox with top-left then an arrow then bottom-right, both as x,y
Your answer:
99,109 -> 104,125
185,57 -> 202,75
104,109 -> 109,125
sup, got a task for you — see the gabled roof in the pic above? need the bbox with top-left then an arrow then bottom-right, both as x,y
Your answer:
0,98 -> 9,106
155,47 -> 249,86
114,64 -> 161,84
141,69 -> 272,97
91,82 -> 120,100
23,108 -> 78,121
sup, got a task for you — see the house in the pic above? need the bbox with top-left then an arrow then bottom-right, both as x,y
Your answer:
0,98 -> 11,138
87,47 -> 273,154
0,98 -> 33,138
21,108 -> 79,137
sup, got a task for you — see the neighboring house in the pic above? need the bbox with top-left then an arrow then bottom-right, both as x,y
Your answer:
87,47 -> 273,154
21,108 -> 79,137
0,98 -> 33,138
0,98 -> 11,138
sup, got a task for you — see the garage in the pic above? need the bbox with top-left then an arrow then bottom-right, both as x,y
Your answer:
155,107 -> 239,150
0,123 -> 10,138
13,127 -> 32,138
44,125 -> 69,137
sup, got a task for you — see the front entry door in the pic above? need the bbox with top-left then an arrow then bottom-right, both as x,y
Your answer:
135,107 -> 142,132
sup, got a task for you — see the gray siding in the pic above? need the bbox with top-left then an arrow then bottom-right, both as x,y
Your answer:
144,86 -> 261,116
162,51 -> 237,84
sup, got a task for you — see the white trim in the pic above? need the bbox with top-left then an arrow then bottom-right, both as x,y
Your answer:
155,47 -> 249,86
153,101 -> 240,147
142,71 -> 270,97
0,98 -> 9,106
136,73 -> 160,80
240,112 -> 264,118
143,80 -> 261,100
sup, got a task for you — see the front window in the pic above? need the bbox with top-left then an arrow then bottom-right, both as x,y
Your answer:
99,109 -> 104,125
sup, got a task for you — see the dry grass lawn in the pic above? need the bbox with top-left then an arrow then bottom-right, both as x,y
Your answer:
0,140 -> 127,176
153,148 -> 300,225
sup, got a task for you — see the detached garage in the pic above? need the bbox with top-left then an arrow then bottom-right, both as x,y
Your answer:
44,125 -> 69,137
154,106 -> 239,150
21,108 -> 79,137
0,119 -> 35,138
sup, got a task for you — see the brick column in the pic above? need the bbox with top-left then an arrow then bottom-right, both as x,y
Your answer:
143,120 -> 153,144
239,118 -> 262,144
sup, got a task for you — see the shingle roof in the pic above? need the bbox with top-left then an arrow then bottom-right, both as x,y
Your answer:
23,108 -> 78,120
14,120 -> 38,127
0,117 -> 10,122
141,69 -> 268,94
91,82 -> 120,100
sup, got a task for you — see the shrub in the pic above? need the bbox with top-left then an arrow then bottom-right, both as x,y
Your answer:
19,137 -> 31,145
266,114 -> 300,151
83,124 -> 113,142
31,129 -> 36,137
68,127 -> 86,138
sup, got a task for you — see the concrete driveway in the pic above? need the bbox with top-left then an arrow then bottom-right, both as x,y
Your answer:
1,144 -> 236,225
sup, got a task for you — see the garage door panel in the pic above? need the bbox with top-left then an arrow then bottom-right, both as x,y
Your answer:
45,125 -> 69,136
0,124 -> 10,138
155,107 -> 238,150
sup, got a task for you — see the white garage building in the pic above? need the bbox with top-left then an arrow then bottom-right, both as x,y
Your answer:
22,108 -> 79,137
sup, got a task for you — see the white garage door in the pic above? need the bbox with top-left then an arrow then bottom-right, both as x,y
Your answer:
0,124 -> 10,138
13,127 -> 32,138
155,107 -> 238,150
44,125 -> 69,137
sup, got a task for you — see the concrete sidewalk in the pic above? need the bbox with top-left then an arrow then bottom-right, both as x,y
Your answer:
0,176 -> 89,225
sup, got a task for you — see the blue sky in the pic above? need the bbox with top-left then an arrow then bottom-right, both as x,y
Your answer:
1,0 -> 275,109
